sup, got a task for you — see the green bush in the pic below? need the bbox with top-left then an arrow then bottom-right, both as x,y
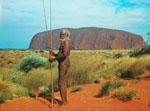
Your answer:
22,68 -> 51,90
2,71 -> 25,84
21,68 -> 59,96
93,78 -> 100,83
94,56 -> 149,79
67,64 -> 94,87
116,56 -> 150,78
16,54 -> 56,72
117,70 -> 136,79
114,53 -> 123,59
0,93 -> 13,103
97,57 -> 136,79
129,46 -> 150,57
11,86 -> 29,98
38,86 -> 51,100
0,80 -> 12,93
71,85 -> 82,92
113,89 -> 137,101
98,81 -> 126,97
0,80 -> 29,103
0,68 -> 14,79
146,64 -> 150,70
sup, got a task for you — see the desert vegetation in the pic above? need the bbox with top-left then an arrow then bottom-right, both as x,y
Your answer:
112,88 -> 137,101
71,85 -> 82,93
97,81 -> 137,101
97,81 -> 126,97
0,49 -> 150,103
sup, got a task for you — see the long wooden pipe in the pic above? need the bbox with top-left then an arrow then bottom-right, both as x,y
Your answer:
42,0 -> 54,106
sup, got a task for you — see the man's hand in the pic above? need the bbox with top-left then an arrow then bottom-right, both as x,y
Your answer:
49,56 -> 56,63
49,50 -> 55,56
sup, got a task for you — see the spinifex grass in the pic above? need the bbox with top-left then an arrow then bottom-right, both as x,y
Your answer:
112,88 -> 137,101
98,81 -> 126,97
71,85 -> 82,92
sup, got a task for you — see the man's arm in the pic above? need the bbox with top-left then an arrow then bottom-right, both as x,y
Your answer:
49,50 -> 58,57
49,50 -> 58,62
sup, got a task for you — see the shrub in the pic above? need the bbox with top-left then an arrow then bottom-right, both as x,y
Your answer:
98,57 -> 136,79
16,54 -> 56,72
11,86 -> 29,98
2,71 -> 25,84
22,68 -> 51,90
0,80 -> 12,93
67,64 -> 94,87
97,55 -> 150,79
71,85 -> 82,92
146,64 -> 150,70
129,46 -> 150,57
21,68 -> 59,96
116,56 -> 150,78
0,67 -> 14,78
93,78 -> 100,83
0,93 -> 14,103
117,70 -> 136,79
98,81 -> 126,97
113,88 -> 137,101
114,53 -> 123,59
0,80 -> 29,103
38,86 -> 51,100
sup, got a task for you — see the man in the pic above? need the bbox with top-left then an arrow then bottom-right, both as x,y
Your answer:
49,29 -> 71,105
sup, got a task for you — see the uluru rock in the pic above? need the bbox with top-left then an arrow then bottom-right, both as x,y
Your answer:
29,27 -> 146,50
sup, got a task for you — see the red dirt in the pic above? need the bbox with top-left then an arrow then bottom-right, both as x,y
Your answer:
137,71 -> 150,78
0,79 -> 150,111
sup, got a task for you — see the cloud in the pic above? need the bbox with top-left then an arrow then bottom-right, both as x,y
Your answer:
1,0 -> 149,30
1,0 -> 150,30
108,0 -> 150,13
0,0 -> 150,48
2,0 -> 42,17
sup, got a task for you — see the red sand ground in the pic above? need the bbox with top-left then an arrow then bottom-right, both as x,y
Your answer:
0,72 -> 150,111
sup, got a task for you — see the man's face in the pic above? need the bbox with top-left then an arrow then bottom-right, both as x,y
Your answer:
60,32 -> 66,39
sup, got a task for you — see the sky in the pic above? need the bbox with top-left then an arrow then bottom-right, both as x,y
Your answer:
0,0 -> 150,49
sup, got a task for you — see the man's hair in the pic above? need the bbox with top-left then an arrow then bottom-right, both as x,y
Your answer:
60,29 -> 70,37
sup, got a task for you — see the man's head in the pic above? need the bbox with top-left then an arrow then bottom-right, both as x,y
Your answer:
60,29 -> 70,39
